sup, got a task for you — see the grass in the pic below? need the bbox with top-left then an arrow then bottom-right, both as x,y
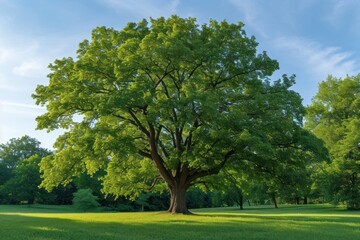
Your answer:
0,204 -> 358,240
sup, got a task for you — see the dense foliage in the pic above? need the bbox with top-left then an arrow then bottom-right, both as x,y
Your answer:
72,188 -> 100,211
0,136 -> 52,204
306,75 -> 360,210
32,16 -> 325,213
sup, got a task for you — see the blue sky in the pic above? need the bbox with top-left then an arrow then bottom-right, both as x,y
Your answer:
1,0 -> 359,149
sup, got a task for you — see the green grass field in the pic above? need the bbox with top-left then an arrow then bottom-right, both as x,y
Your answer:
0,204 -> 358,240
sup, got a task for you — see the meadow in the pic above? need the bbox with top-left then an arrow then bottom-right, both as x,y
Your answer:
0,204 -> 358,240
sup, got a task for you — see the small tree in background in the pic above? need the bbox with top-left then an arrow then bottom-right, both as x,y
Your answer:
0,136 -> 52,204
72,188 -> 100,212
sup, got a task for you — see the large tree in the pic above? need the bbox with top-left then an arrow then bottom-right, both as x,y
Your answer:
33,16 -> 310,213
306,75 -> 359,209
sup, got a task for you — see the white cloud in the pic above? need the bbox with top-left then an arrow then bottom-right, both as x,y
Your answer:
0,100 -> 44,117
274,36 -> 360,79
0,40 -> 50,78
101,0 -> 180,18
12,59 -> 46,77
0,39 -> 56,105
0,100 -> 44,110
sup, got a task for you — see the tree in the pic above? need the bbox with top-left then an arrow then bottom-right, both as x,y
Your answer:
0,135 -> 49,169
213,109 -> 327,208
33,16 -> 313,214
306,75 -> 359,209
0,136 -> 52,204
72,188 -> 100,211
1,155 -> 46,204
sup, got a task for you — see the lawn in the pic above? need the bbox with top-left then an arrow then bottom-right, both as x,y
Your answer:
0,204 -> 358,240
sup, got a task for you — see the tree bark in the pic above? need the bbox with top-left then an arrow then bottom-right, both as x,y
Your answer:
272,195 -> 278,208
147,123 -> 235,214
303,196 -> 308,204
239,195 -> 244,210
167,184 -> 191,214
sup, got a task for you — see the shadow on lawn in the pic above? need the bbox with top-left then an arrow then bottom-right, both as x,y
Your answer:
0,211 -> 359,240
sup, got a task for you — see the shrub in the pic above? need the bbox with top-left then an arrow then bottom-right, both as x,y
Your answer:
72,188 -> 100,212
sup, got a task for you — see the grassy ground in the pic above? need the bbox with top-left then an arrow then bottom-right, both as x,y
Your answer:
0,204 -> 358,240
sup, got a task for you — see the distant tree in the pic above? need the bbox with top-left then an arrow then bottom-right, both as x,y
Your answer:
0,163 -> 11,185
1,155 -> 48,204
186,187 -> 210,209
217,119 -> 327,208
306,75 -> 360,210
33,15 -> 321,214
0,135 -> 49,169
72,188 -> 100,212
0,136 -> 52,204
50,184 -> 77,205
223,185 -> 245,209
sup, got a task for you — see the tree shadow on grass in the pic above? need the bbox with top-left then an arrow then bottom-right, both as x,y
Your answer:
0,211 -> 358,240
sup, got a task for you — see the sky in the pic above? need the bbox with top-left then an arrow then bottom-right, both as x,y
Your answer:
1,0 -> 360,149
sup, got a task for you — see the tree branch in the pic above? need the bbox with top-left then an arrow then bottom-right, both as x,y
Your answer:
148,123 -> 174,186
128,108 -> 150,137
147,176 -> 162,191
187,149 -> 236,184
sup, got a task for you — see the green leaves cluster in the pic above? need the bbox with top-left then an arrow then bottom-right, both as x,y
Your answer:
307,75 -> 359,209
72,188 -> 100,211
0,136 -> 52,204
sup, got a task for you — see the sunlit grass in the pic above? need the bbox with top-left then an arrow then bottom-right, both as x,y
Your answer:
0,204 -> 358,240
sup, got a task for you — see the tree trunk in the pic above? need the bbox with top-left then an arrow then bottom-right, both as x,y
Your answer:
303,196 -> 308,204
239,195 -> 244,210
272,195 -> 278,208
248,200 -> 251,206
28,196 -> 35,205
296,197 -> 300,205
167,184 -> 191,214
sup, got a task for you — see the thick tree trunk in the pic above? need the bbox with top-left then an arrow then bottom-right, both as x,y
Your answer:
167,184 -> 191,214
303,196 -> 308,204
296,197 -> 300,205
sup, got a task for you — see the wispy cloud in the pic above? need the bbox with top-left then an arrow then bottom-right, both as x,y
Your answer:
325,0 -> 360,26
227,0 -> 267,37
0,38 -> 55,103
0,40 -> 50,77
0,101 -> 44,120
12,59 -> 46,77
0,100 -> 44,110
101,0 -> 180,18
274,36 -> 360,79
